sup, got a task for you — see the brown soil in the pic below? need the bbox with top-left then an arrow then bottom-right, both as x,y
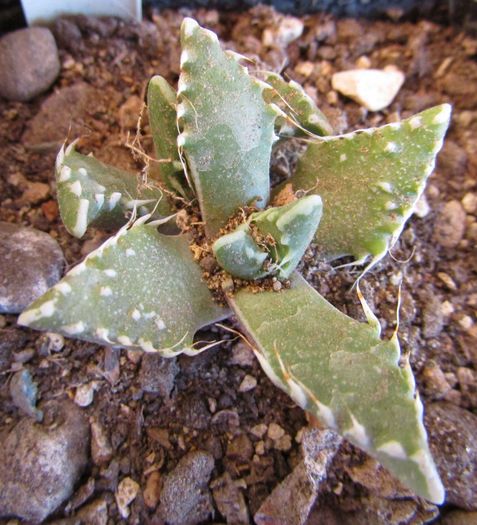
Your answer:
1,6 -> 476,524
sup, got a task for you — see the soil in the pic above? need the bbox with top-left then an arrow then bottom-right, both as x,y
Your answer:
0,5 -> 476,524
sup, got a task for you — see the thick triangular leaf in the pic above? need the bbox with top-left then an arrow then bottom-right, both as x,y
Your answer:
177,18 -> 278,237
147,76 -> 189,196
281,105 -> 451,264
263,72 -> 333,137
56,144 -> 171,238
18,221 -> 228,356
230,273 -> 444,504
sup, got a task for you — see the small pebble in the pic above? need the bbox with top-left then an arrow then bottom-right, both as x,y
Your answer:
267,422 -> 285,440
143,471 -> 161,509
74,382 -> 95,407
437,272 -> 457,291
459,315 -> 474,331
331,67 -> 405,111
239,374 -> 257,392
250,423 -> 268,439
45,332 -> 64,352
255,441 -> 265,455
274,434 -> 292,451
462,192 -> 477,214
441,301 -> 455,316
115,477 -> 140,519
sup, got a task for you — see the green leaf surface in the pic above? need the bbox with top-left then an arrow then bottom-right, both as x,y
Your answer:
230,273 -> 444,504
177,18 -> 278,237
264,72 -> 333,137
147,76 -> 189,196
56,144 -> 171,238
18,221 -> 228,356
283,105 -> 451,264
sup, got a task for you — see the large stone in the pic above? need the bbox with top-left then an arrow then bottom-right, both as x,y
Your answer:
139,353 -> 178,397
433,200 -> 467,249
211,472 -> 249,524
254,428 -> 341,525
425,402 -> 477,510
0,400 -> 90,522
0,222 -> 64,314
0,27 -> 60,102
157,450 -> 215,525
22,83 -> 119,148
332,67 -> 405,111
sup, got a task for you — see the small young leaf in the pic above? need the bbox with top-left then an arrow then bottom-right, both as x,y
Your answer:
252,194 -> 322,278
213,226 -> 269,280
230,273 -> 444,504
281,104 -> 451,265
213,195 -> 322,280
147,76 -> 189,196
178,18 -> 278,237
264,72 -> 333,137
56,144 -> 171,238
18,221 -> 228,356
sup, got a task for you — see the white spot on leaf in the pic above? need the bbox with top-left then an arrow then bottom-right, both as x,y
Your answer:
63,321 -> 85,334
100,286 -> 113,296
69,180 -> 82,196
377,440 -> 407,459
108,192 -> 122,210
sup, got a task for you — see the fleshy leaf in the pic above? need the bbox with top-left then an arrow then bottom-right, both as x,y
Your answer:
213,226 -> 269,280
230,273 -> 444,504
252,194 -> 322,278
177,18 -> 278,237
56,144 -> 171,238
18,221 -> 228,356
147,76 -> 189,196
263,72 -> 333,137
213,195 -> 322,280
282,104 -> 451,265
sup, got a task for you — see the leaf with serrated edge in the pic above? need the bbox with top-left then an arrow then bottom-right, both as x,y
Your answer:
18,221 -> 228,356
147,76 -> 189,196
263,72 -> 333,137
178,18 -> 278,237
56,143 -> 171,238
281,104 -> 451,265
230,273 -> 444,504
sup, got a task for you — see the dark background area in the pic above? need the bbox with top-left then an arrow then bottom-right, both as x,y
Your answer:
0,0 -> 475,34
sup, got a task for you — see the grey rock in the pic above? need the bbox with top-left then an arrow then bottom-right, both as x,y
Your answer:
0,222 -> 64,314
22,83 -> 116,147
433,200 -> 467,248
255,428 -> 341,525
157,450 -> 215,525
438,140 -> 468,178
425,402 -> 477,510
9,369 -> 43,420
211,472 -> 249,525
139,353 -> 178,397
422,292 -> 444,338
344,456 -> 413,499
0,27 -> 60,101
49,497 -> 109,525
0,399 -> 90,522
0,328 -> 27,371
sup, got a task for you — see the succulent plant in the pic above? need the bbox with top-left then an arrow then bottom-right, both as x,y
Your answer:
18,18 -> 451,504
